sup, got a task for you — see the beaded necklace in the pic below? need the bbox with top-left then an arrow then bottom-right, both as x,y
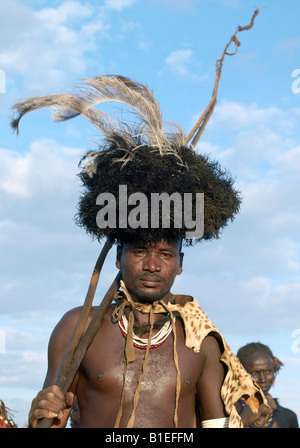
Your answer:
118,311 -> 175,349
252,411 -> 273,427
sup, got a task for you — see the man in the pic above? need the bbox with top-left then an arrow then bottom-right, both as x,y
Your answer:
236,342 -> 299,428
0,400 -> 17,428
29,238 -> 231,428
11,58 -> 263,427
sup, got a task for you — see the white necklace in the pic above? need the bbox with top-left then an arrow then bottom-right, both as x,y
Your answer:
118,313 -> 175,349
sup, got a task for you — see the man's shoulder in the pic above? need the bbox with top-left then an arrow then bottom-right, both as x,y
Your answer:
51,306 -> 95,338
57,306 -> 84,325
276,400 -> 299,421
54,304 -> 114,333
201,333 -> 223,354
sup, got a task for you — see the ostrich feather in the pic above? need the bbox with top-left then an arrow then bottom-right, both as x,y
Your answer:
10,75 -> 186,157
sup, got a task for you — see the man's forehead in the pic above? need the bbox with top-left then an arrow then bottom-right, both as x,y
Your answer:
122,239 -> 181,251
245,352 -> 274,368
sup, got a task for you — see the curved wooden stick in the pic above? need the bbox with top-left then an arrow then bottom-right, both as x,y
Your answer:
62,270 -> 121,392
36,239 -> 119,428
54,238 -> 112,390
37,273 -> 121,428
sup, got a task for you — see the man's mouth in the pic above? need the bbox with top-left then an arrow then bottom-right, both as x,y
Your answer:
141,279 -> 161,287
258,382 -> 269,393
136,275 -> 164,287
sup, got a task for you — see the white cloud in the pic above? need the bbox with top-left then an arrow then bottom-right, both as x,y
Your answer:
166,49 -> 194,77
104,0 -> 136,11
0,138 -> 94,319
0,138 -> 82,200
274,145 -> 300,174
195,101 -> 300,181
149,0 -> 199,12
201,101 -> 297,135
0,351 -> 47,387
275,38 -> 300,55
36,1 -> 93,25
183,101 -> 300,335
2,327 -> 36,352
0,1 -> 112,93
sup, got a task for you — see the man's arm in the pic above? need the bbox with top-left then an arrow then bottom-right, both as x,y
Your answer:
283,407 -> 299,428
196,335 -> 227,426
28,308 -> 82,428
236,394 -> 275,427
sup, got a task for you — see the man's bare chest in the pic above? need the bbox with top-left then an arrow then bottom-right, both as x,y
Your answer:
78,313 -> 203,394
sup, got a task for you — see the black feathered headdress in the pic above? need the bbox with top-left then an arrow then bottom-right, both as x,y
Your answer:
10,73 -> 241,245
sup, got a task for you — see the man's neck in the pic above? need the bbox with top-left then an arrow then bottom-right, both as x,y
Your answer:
130,292 -> 171,306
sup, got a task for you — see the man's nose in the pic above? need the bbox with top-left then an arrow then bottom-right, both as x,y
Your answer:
142,253 -> 161,272
257,371 -> 267,382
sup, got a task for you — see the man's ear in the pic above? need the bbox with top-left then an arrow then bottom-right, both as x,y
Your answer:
177,252 -> 184,275
115,244 -> 122,269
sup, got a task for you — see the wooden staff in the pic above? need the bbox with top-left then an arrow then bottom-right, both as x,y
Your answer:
37,238 -> 120,428
185,8 -> 261,148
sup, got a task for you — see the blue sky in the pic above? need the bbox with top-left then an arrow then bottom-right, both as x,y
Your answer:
0,0 -> 300,427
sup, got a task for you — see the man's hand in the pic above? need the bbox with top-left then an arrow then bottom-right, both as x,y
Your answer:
28,385 -> 74,428
241,395 -> 275,427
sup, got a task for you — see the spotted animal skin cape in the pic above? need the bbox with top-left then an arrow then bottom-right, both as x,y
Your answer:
114,282 -> 266,428
167,293 -> 265,428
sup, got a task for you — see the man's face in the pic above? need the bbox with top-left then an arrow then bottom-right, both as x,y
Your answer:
116,239 -> 183,303
243,352 -> 275,395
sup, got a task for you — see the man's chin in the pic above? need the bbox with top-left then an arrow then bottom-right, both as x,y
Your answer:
130,287 -> 168,303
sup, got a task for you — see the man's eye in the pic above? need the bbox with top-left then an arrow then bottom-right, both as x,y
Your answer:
133,250 -> 146,256
160,252 -> 172,258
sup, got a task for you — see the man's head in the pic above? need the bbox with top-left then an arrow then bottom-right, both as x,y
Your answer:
116,238 -> 183,304
241,352 -> 275,395
237,342 -> 283,395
